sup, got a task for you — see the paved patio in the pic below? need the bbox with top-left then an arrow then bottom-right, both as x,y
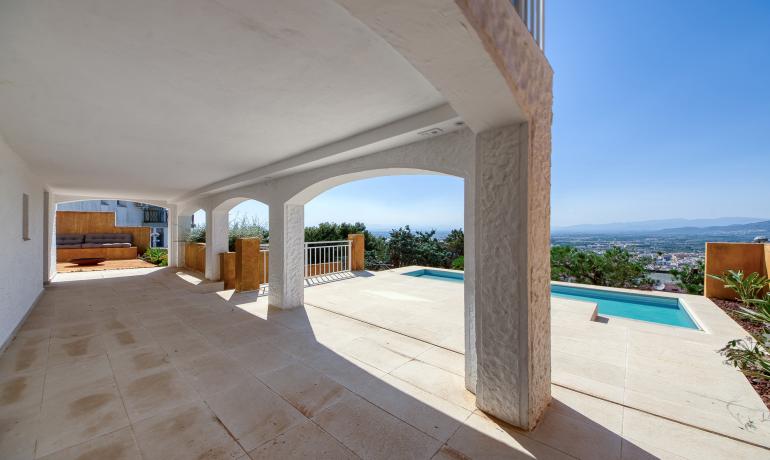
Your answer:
0,267 -> 767,459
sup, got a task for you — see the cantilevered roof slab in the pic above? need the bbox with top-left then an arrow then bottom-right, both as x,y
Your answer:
0,0 -> 446,199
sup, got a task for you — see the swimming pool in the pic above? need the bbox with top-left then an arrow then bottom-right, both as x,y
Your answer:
551,284 -> 699,329
401,269 -> 699,329
402,268 -> 464,283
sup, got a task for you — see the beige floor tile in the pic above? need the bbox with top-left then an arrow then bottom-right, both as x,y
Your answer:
258,363 -> 348,418
101,327 -> 157,354
47,334 -> 106,367
132,401 -> 245,460
38,426 -> 142,460
621,407 -> 768,459
390,360 -> 476,411
44,354 -> 114,401
159,334 -> 217,362
52,321 -> 100,340
248,419 -> 357,460
337,337 -> 414,373
36,382 -> 129,457
313,391 -> 442,460
441,412 -> 574,460
205,319 -> 290,350
518,386 -> 623,459
206,378 -> 306,452
357,373 -> 471,442
118,367 -> 199,422
175,351 -> 251,396
415,346 -> 465,377
109,345 -> 173,381
305,351 -> 385,395
0,371 -> 44,413
0,333 -> 50,376
226,341 -> 298,376
0,405 -> 40,460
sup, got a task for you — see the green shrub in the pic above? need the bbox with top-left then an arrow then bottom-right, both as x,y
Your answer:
451,256 -> 464,270
186,227 -> 206,243
720,337 -> 770,380
142,247 -> 168,266
707,270 -> 769,304
550,245 -> 652,289
739,293 -> 770,324
670,260 -> 705,294
228,217 -> 268,252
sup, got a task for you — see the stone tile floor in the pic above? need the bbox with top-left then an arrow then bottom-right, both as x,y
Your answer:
0,267 -> 768,459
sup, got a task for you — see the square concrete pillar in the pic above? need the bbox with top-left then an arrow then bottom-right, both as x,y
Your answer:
268,203 -> 304,309
235,238 -> 261,292
347,233 -> 365,271
473,122 -> 550,430
205,209 -> 229,280
174,214 -> 193,268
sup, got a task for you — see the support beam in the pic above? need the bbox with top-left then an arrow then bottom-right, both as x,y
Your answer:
268,203 -> 304,309
205,208 -> 229,280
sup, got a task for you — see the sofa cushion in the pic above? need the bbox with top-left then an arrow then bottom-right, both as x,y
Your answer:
84,233 -> 132,245
57,234 -> 84,246
81,242 -> 132,248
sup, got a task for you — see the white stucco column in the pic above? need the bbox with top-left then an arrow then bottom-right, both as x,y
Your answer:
205,208 -> 229,280
174,213 -> 193,268
463,170 -> 477,393
268,202 -> 304,309
473,123 -> 551,430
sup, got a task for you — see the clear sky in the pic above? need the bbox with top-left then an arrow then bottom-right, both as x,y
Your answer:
550,0 -> 770,226
202,1 -> 770,231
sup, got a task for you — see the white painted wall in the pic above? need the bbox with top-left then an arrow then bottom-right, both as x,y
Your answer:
0,134 -> 44,348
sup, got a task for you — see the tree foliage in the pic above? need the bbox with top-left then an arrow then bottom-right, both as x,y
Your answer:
551,245 -> 652,288
670,260 -> 705,294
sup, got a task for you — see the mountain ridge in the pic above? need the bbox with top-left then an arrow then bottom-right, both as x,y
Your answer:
553,217 -> 768,234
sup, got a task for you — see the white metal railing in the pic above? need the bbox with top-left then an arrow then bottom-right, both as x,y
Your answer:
512,0 -> 545,50
303,240 -> 351,278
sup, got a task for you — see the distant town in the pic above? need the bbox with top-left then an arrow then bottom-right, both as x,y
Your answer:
551,217 -> 770,273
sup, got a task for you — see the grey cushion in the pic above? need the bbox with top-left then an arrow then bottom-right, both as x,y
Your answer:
57,234 -> 84,246
84,233 -> 132,245
57,244 -> 83,249
81,242 -> 132,248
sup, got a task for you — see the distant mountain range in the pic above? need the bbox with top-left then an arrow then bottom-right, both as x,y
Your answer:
553,217 -> 769,235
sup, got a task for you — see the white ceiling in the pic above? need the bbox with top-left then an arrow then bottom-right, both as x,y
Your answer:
0,0 -> 445,200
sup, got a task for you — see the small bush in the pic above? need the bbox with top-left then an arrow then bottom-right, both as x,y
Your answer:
186,227 -> 206,243
670,260 -> 705,294
707,270 -> 769,304
451,256 -> 464,270
143,247 -> 168,266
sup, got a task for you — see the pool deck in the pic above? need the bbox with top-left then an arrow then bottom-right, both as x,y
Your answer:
305,266 -> 770,452
0,266 -> 767,459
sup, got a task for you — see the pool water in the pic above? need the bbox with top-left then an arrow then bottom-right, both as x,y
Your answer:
401,269 -> 699,330
551,284 -> 699,330
402,269 -> 464,283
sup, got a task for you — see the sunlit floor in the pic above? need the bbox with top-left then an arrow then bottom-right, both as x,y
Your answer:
0,267 -> 767,459
55,259 -> 157,273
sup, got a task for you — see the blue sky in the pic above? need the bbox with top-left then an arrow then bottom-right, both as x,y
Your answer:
204,1 -> 770,230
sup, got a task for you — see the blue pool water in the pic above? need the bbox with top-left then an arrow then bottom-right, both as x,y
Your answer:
401,269 -> 699,329
551,284 -> 699,329
402,269 -> 464,283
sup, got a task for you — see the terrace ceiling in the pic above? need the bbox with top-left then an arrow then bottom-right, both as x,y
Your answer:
0,0 -> 449,200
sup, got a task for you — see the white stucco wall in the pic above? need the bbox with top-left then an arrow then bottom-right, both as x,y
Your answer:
0,134 -> 45,349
